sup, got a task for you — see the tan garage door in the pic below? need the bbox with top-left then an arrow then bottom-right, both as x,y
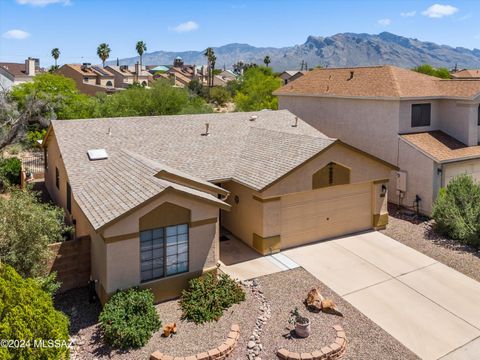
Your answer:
444,160 -> 480,186
280,182 -> 372,249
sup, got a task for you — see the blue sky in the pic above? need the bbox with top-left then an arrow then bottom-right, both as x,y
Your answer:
1,0 -> 479,67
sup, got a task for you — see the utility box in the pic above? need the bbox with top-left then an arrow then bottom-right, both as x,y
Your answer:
396,171 -> 407,192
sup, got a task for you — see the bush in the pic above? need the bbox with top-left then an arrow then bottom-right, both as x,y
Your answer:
34,271 -> 61,297
0,157 -> 21,186
432,174 -> 480,248
0,264 -> 70,360
209,86 -> 231,106
25,129 -> 47,148
99,288 -> 161,349
180,273 -> 245,324
0,188 -> 70,277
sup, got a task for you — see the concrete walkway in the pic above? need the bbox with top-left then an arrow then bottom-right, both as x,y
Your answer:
283,231 -> 480,360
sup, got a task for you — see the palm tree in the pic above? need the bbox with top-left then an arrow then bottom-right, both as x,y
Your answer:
97,43 -> 111,67
51,48 -> 60,68
263,55 -> 271,67
136,41 -> 147,66
204,47 -> 216,87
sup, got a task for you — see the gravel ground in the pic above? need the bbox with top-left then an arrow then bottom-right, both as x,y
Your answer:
257,268 -> 419,360
56,286 -> 258,360
381,205 -> 480,282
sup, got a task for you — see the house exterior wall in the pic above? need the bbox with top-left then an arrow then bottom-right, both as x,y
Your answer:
278,96 -> 401,166
56,66 -> 109,96
398,99 -> 441,134
438,100 -> 478,146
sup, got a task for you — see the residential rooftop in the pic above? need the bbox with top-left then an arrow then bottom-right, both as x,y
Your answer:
274,65 -> 480,99
401,130 -> 480,163
48,110 -> 335,229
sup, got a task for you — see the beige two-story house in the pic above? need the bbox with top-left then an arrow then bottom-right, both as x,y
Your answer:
43,110 -> 394,304
275,66 -> 480,215
56,63 -> 116,96
105,64 -> 151,88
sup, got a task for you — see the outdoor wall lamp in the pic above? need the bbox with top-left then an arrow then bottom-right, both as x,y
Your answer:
381,184 -> 387,195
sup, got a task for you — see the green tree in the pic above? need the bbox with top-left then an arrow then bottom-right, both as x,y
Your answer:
136,41 -> 147,66
263,55 -> 271,67
51,48 -> 60,68
234,66 -> 282,111
204,47 -> 216,87
432,174 -> 480,248
209,86 -> 231,106
0,188 -> 70,278
413,64 -> 451,79
0,264 -> 70,360
97,43 -> 111,67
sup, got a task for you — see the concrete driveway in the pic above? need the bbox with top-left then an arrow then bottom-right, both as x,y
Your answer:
283,231 -> 480,360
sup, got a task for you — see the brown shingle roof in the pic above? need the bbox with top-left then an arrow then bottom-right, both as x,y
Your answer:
401,131 -> 480,162
451,69 -> 480,79
274,65 -> 480,99
67,64 -> 114,77
0,62 -> 43,77
50,110 -> 335,229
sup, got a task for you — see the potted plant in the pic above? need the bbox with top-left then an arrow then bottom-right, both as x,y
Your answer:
289,307 -> 310,338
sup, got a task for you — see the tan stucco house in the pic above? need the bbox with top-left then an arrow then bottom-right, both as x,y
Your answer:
56,64 -> 117,96
275,66 -> 480,215
43,110 -> 394,303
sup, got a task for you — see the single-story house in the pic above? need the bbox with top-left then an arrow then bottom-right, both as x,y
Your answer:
43,110 -> 395,303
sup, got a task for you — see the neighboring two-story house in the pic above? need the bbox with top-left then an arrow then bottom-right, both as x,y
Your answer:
0,58 -> 42,90
56,63 -> 117,96
275,66 -> 480,215
105,63 -> 151,88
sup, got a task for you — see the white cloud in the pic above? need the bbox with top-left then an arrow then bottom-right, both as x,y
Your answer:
422,4 -> 458,18
377,18 -> 392,26
170,21 -> 199,33
400,11 -> 416,17
2,29 -> 30,40
16,0 -> 70,6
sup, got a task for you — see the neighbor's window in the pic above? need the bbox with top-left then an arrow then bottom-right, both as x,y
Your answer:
55,167 -> 59,189
66,182 -> 71,214
411,104 -> 431,127
106,80 -> 113,87
140,223 -> 189,282
477,104 -> 480,126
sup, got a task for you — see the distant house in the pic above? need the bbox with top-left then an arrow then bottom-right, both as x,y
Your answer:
451,69 -> 480,79
0,57 -> 43,90
105,64 -> 152,88
279,70 -> 307,85
56,63 -> 117,96
158,57 -> 208,87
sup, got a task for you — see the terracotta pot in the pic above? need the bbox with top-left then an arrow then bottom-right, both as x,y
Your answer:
295,319 -> 311,338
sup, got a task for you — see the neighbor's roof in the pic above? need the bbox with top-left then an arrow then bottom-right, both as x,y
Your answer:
65,64 -> 115,77
451,69 -> 480,79
274,65 -> 480,99
401,131 -> 480,163
49,110 -> 336,230
106,65 -> 150,77
0,62 -> 43,77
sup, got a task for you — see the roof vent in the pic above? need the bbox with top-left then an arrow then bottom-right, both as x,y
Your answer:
347,71 -> 354,81
87,149 -> 108,161
249,115 -> 258,121
107,127 -> 112,136
201,123 -> 210,136
292,116 -> 299,127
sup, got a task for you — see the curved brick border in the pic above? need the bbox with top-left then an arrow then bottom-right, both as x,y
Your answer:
150,324 -> 240,360
277,325 -> 347,360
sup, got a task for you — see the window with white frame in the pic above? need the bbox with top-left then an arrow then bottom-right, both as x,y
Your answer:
140,223 -> 189,282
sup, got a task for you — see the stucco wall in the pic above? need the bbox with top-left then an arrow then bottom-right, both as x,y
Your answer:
397,139 -> 436,215
398,99 -> 441,134
438,100 -> 478,146
278,95 -> 401,165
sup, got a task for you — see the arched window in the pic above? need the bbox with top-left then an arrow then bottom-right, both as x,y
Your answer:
312,162 -> 351,189
142,81 -> 147,87
106,80 -> 113,87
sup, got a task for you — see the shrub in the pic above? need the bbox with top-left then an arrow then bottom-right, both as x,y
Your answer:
0,157 -> 21,186
99,288 -> 161,349
25,129 -> 47,148
0,188 -> 70,277
180,272 -> 245,324
34,271 -> 61,297
0,264 -> 70,360
432,174 -> 480,248
209,86 -> 231,106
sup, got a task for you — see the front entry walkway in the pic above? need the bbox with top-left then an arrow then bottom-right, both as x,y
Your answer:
283,231 -> 480,360
219,233 -> 298,281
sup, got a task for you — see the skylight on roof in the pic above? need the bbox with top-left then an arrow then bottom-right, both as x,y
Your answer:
87,149 -> 108,161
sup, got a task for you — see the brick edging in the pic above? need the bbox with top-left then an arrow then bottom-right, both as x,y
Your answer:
277,325 -> 347,360
150,324 -> 240,360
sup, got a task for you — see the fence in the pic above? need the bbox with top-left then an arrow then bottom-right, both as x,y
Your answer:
47,235 -> 91,293
21,154 -> 44,178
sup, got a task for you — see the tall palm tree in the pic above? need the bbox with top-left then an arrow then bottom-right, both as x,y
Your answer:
97,43 -> 111,67
51,48 -> 60,68
263,55 -> 271,67
204,47 -> 216,87
136,41 -> 147,66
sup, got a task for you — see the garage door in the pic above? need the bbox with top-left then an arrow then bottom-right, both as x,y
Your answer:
280,182 -> 372,249
444,160 -> 480,186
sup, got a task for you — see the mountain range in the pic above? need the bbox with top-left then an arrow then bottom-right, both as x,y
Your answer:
112,32 -> 480,71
